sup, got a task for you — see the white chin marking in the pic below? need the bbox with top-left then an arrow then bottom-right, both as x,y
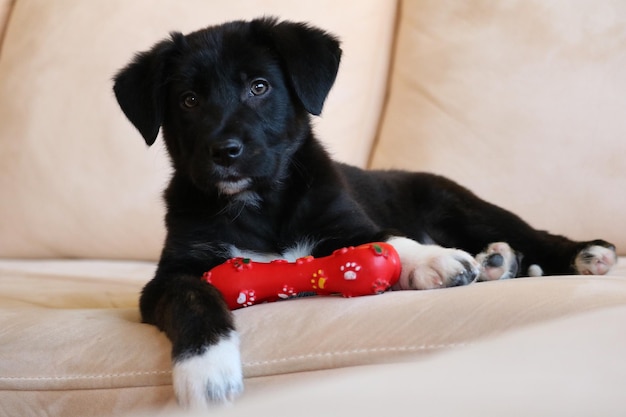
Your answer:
217,178 -> 252,195
172,331 -> 243,409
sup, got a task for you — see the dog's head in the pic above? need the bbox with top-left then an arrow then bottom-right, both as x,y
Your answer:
113,18 -> 341,198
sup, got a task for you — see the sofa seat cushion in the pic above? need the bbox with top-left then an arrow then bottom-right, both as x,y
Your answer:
1,258 -> 625,417
0,259 -> 155,308
182,305 -> 626,417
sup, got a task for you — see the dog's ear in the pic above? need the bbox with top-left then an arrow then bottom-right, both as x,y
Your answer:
113,35 -> 181,146
262,19 -> 342,116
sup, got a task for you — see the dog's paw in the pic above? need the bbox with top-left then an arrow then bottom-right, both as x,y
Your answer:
388,237 -> 480,290
172,331 -> 243,409
476,242 -> 520,281
574,241 -> 617,276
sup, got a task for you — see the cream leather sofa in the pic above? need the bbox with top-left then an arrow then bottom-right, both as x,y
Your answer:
1,1 -> 625,416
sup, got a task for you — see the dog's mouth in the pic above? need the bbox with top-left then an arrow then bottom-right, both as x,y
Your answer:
216,177 -> 252,195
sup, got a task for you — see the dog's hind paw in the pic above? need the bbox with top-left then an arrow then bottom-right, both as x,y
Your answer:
388,237 -> 480,290
172,331 -> 243,409
475,242 -> 521,281
574,241 -> 617,276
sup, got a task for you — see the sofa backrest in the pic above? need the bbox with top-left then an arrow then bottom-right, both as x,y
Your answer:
1,0 -> 624,260
0,0 -> 397,260
373,0 -> 626,254
0,0 -> 11,41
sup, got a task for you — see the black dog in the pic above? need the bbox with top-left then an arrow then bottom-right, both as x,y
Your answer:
113,17 -> 617,408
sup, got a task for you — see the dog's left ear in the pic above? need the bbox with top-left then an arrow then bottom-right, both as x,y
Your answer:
261,19 -> 342,115
113,36 -> 181,146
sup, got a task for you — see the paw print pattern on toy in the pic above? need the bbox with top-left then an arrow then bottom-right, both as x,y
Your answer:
277,285 -> 296,299
311,270 -> 327,290
341,262 -> 361,280
203,243 -> 401,310
372,278 -> 390,294
236,290 -> 256,307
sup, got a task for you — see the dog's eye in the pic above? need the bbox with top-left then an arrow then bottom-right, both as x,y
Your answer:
180,92 -> 199,109
250,79 -> 269,96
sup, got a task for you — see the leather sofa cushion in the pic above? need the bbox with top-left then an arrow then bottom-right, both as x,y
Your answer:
1,258 -> 626,416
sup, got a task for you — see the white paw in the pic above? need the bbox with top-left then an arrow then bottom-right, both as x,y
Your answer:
475,242 -> 520,281
172,331 -> 243,409
575,244 -> 617,275
387,237 -> 480,290
527,264 -> 544,277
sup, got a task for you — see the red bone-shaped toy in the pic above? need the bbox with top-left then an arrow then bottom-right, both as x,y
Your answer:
202,242 -> 401,310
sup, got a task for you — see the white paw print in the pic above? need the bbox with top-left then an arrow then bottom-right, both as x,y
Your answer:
340,262 -> 361,280
277,285 -> 296,299
236,290 -> 256,307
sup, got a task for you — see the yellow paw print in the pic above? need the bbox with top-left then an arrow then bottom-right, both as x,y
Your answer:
311,269 -> 327,290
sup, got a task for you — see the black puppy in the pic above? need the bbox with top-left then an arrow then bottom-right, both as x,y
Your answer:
113,17 -> 617,408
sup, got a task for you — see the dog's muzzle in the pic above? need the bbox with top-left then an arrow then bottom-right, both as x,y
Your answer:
208,139 -> 251,195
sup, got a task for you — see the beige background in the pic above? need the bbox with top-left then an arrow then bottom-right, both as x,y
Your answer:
0,0 -> 396,259
373,0 -> 626,251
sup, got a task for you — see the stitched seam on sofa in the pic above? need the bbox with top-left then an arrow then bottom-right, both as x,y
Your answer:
0,370 -> 172,382
242,342 -> 470,368
0,344 -> 469,383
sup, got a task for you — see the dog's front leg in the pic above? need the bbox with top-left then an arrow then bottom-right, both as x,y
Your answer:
172,330 -> 242,408
140,273 -> 243,409
387,236 -> 480,290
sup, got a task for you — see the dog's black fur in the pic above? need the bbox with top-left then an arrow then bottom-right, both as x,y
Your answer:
113,17 -> 616,408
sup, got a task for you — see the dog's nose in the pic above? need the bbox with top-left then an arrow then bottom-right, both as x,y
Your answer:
210,139 -> 243,166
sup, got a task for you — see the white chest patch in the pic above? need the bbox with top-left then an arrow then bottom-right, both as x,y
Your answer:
228,239 -> 316,263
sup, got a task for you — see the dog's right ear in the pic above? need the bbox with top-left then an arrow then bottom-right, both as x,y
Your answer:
113,35 -> 181,146
259,19 -> 342,116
